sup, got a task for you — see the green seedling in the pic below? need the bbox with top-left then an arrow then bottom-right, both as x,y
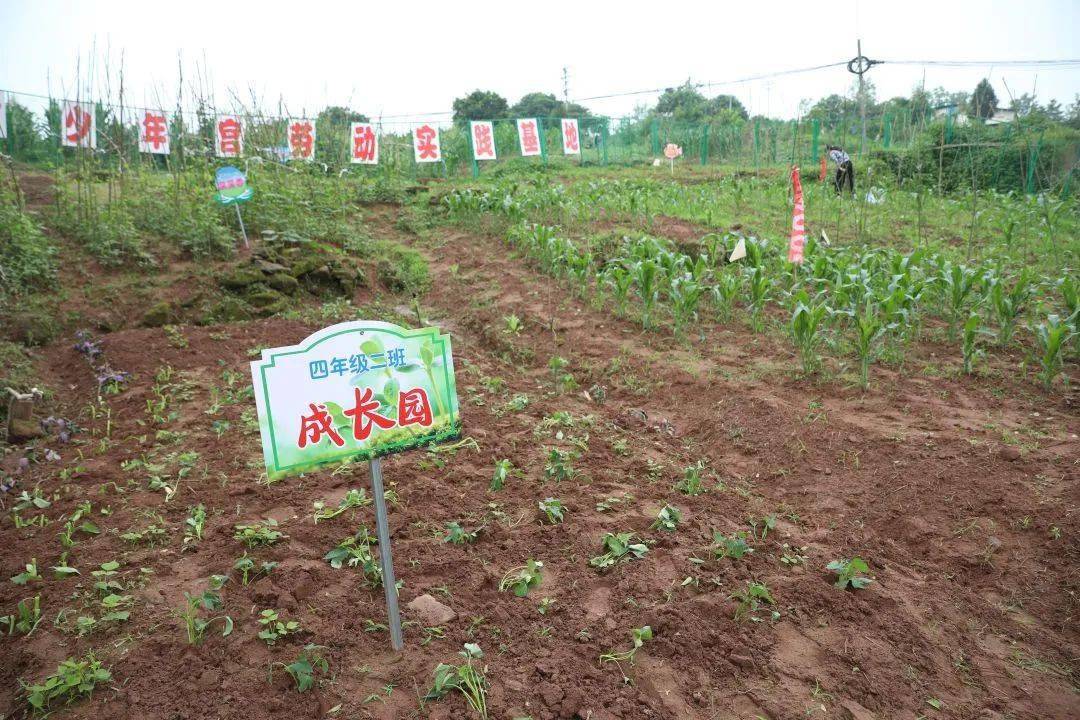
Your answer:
600,626 -> 653,676
425,644 -> 488,720
589,532 -> 648,570
11,559 -> 42,585
503,314 -> 523,335
324,529 -> 382,587
490,459 -> 512,491
1035,313 -> 1070,388
749,513 -> 777,541
91,561 -> 123,595
538,598 -> 556,615
22,653 -> 111,714
184,504 -> 207,545
313,488 -> 371,523
780,544 -> 809,566
2,595 -> 42,636
177,586 -> 233,645
120,523 -> 168,546
538,497 -> 565,524
233,553 -> 278,586
498,559 -> 543,597
651,505 -> 681,532
443,522 -> 480,545
279,644 -> 329,692
961,313 -> 985,375
258,609 -> 302,645
543,447 -> 577,482
826,557 -> 874,589
234,519 -> 285,548
675,461 -> 707,495
713,531 -> 754,559
730,581 -> 775,621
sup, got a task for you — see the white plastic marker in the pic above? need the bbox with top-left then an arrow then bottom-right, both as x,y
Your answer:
729,237 -> 747,262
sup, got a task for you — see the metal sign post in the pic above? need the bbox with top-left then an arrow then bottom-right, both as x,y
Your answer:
368,456 -> 403,651
234,204 -> 249,248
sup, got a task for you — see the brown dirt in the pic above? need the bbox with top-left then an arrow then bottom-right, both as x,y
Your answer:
1,203 -> 1077,720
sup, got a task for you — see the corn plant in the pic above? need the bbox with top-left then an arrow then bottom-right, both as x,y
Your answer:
988,270 -> 1033,346
961,313 -> 985,375
604,264 -> 633,315
790,291 -> 828,374
634,259 -> 660,329
851,304 -> 890,389
1034,314 -> 1071,389
711,271 -> 740,322
669,276 -> 703,336
939,262 -> 979,341
425,644 -> 488,719
1058,276 -> 1079,355
746,266 -> 771,331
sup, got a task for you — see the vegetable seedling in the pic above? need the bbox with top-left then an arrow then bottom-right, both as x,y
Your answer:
826,557 -> 874,589
498,559 -> 543,597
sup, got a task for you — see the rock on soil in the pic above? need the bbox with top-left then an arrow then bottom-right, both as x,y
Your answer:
406,594 -> 456,625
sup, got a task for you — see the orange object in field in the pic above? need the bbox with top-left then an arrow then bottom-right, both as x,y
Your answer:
819,153 -> 827,182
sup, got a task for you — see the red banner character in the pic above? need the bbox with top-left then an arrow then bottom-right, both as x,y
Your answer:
562,119 -> 579,154
414,124 -> 440,161
344,387 -> 395,441
472,122 -> 495,159
63,103 -> 94,147
288,119 -> 315,160
140,111 -> 169,153
216,116 -> 243,157
298,403 -> 344,448
398,388 -> 433,427
788,166 -> 807,264
519,119 -> 540,156
351,123 -> 378,164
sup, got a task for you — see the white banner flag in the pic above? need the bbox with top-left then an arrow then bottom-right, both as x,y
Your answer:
138,109 -> 170,154
350,122 -> 379,164
0,95 -> 7,140
470,121 -> 496,160
517,118 -> 542,157
561,118 -> 580,155
412,124 -> 442,163
61,100 -> 96,149
215,114 -> 243,158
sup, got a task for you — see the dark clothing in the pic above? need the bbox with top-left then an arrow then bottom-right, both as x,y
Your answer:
834,160 -> 854,194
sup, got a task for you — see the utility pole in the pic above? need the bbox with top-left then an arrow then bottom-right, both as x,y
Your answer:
561,67 -> 570,106
847,40 -> 879,158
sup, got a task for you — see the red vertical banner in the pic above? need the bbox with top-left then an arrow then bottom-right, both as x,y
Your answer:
788,165 -> 806,264
819,153 -> 827,182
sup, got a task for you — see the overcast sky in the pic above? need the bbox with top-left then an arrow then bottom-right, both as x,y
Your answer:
1,0 -> 1077,127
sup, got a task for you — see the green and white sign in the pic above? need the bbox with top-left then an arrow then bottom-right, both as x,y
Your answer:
250,320 -> 460,481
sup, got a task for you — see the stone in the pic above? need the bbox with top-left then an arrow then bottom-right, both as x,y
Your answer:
999,446 -> 1021,461
7,418 -> 44,442
245,287 -> 285,309
729,652 -> 754,669
220,266 -> 265,290
257,259 -> 289,274
266,272 -> 300,295
140,301 -> 174,328
406,594 -> 456,626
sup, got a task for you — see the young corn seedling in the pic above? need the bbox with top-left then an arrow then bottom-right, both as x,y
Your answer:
605,264 -> 633,315
490,459 -> 512,491
940,262 -> 979,341
669,276 -> 704,336
790,291 -> 828,374
826,557 -> 874,589
279,644 -> 329,693
538,498 -> 565,524
746,266 -> 771,331
634,259 -> 660,329
1034,314 -> 1070,389
651,504 -> 681,532
988,270 -> 1033,346
961,313 -> 986,375
234,519 -> 285,548
730,581 -> 775,621
258,609 -> 302,645
177,585 -> 233,645
589,532 -> 648,570
22,653 -> 111,715
498,559 -> 543,597
711,271 -> 740,322
851,303 -> 890,390
425,644 -> 488,719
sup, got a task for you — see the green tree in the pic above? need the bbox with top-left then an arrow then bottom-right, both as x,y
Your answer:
971,78 -> 998,119
705,94 -> 748,120
452,90 -> 509,125
654,82 -> 708,122
509,92 -> 560,118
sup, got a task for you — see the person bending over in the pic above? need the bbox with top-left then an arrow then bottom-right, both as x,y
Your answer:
826,144 -> 854,195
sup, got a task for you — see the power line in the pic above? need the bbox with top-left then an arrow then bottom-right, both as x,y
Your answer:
881,58 -> 1080,68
